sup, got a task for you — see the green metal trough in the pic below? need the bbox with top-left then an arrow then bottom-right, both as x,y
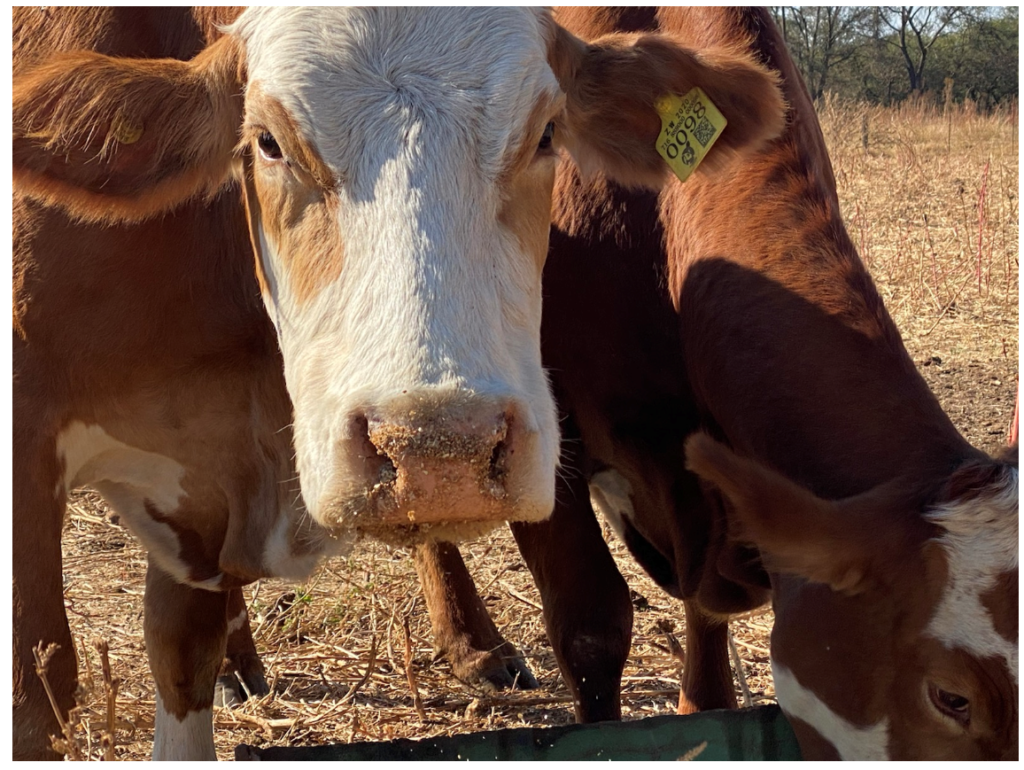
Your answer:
235,704 -> 801,761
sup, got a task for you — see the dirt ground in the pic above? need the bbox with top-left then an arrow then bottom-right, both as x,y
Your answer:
51,100 -> 1018,759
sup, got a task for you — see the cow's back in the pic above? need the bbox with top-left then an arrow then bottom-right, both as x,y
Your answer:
655,8 -> 971,494
12,7 -> 244,71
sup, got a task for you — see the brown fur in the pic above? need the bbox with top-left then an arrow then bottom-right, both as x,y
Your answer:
981,571 -> 1018,645
241,87 -> 337,190
496,92 -> 562,272
941,452 -> 1017,503
497,100 -> 560,274
145,561 -> 229,721
13,7 -> 208,74
497,168 -> 557,275
222,588 -> 268,697
13,8 -> 627,758
413,542 -> 538,690
685,433 -> 933,596
676,601 -> 733,714
239,151 -> 271,300
21,7 -> 1010,761
497,92 -> 564,189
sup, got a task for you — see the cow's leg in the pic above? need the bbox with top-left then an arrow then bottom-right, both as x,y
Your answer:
144,558 -> 227,761
511,429 -> 633,722
414,541 -> 539,691
14,431 -> 75,760
214,588 -> 270,708
677,600 -> 735,714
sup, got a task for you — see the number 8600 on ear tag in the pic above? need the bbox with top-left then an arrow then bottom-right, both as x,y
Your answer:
655,87 -> 727,183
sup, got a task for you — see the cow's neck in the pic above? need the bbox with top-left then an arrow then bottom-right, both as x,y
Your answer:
659,31 -> 970,501
15,191 -> 275,413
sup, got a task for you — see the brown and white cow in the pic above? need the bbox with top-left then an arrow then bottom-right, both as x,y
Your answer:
12,7 -> 785,759
501,7 -> 1018,761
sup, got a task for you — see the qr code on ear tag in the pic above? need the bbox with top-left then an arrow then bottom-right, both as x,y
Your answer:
655,87 -> 727,183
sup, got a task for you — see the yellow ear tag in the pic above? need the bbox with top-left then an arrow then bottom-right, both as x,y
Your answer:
655,87 -> 727,183
111,114 -> 143,145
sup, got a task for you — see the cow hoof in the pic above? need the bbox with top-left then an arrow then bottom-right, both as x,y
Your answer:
450,645 -> 539,692
236,661 -> 271,698
215,673 -> 245,708
498,654 -> 540,691
215,664 -> 270,708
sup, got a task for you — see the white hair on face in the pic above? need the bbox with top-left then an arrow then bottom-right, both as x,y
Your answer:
925,465 -> 1018,682
772,659 -> 891,760
227,7 -> 557,190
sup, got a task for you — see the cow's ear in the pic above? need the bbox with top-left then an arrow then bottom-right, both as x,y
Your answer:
684,433 -> 911,595
13,35 -> 244,223
547,24 -> 786,189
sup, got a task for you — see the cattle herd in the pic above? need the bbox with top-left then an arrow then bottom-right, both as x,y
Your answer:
12,7 -> 1018,762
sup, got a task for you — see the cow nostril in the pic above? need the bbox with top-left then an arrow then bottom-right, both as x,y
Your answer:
487,412 -> 513,488
489,438 -> 509,483
354,414 -> 397,486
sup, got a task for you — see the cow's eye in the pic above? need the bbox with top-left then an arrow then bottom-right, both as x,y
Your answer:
258,131 -> 283,161
538,122 -> 555,151
929,683 -> 970,726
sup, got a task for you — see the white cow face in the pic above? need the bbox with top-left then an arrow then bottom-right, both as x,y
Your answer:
232,8 -> 561,535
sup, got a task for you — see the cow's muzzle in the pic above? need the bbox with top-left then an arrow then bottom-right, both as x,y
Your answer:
330,395 -> 534,530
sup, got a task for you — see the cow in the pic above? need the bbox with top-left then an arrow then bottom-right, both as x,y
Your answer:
12,6 -> 787,760
499,7 -> 1019,761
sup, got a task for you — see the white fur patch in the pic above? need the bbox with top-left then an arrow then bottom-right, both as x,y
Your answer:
153,693 -> 215,761
58,422 -> 186,511
261,507 -> 352,580
772,659 -> 890,760
925,466 -> 1019,683
256,225 -> 282,334
226,608 -> 248,637
57,422 -> 206,586
589,469 -> 635,544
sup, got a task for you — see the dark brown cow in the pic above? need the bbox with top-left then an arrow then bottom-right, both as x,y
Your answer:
13,7 -> 786,760
504,7 -> 1018,761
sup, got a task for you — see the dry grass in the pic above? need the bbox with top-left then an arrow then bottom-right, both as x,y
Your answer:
820,95 -> 1018,336
56,99 -> 1017,759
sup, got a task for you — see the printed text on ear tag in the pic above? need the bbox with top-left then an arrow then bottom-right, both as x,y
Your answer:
655,87 -> 727,183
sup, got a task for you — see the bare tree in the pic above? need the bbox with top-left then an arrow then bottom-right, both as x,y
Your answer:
773,7 -> 873,100
880,6 -> 966,93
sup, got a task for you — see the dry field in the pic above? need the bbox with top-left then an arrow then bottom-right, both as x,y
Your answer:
54,98 -> 1018,760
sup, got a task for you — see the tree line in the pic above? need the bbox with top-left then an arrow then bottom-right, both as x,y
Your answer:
771,6 -> 1018,107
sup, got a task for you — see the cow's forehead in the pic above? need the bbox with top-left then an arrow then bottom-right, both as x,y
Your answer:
229,7 -> 560,185
924,467 -> 1018,680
